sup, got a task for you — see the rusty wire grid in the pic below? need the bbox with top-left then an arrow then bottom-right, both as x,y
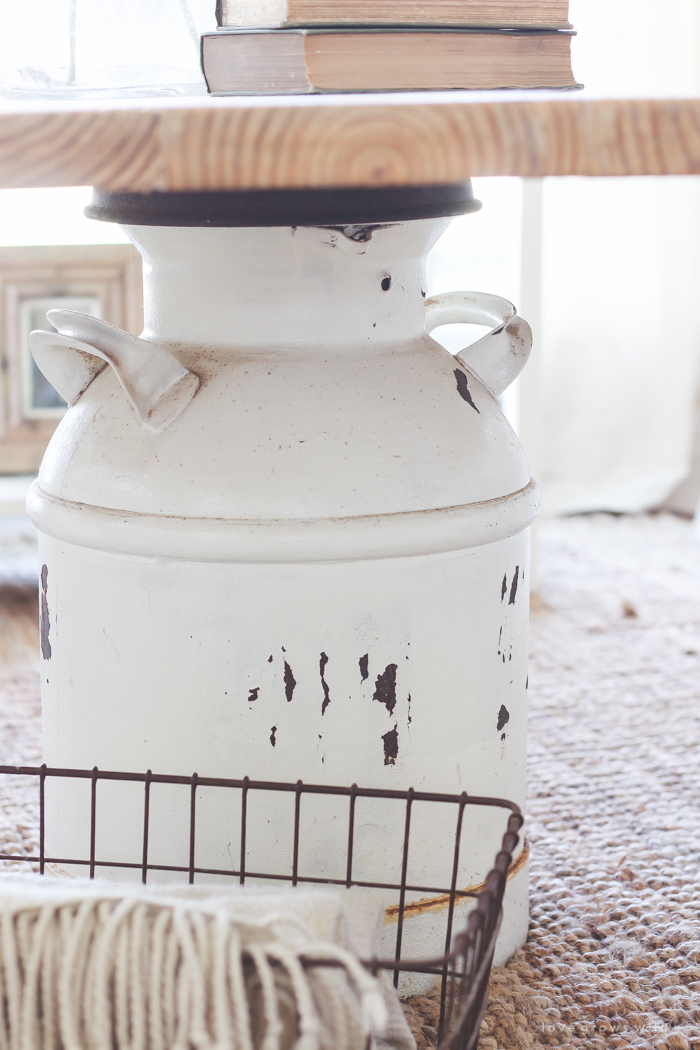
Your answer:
0,764 -> 522,1050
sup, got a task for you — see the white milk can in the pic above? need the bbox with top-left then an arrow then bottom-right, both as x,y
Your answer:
28,185 -> 538,972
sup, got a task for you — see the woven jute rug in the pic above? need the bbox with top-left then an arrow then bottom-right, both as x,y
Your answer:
407,513 -> 700,1050
0,514 -> 699,1049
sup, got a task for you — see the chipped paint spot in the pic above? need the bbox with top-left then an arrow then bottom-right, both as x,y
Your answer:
407,693 -> 412,725
270,726 -> 277,747
373,664 -> 397,715
497,704 -> 510,731
331,224 -> 384,243
284,660 -> 296,702
320,652 -> 330,715
267,654 -> 273,663
40,564 -> 52,661
382,724 -> 398,765
501,574 -> 507,601
359,653 -> 369,682
248,688 -> 259,702
454,369 -> 480,413
508,566 -> 520,605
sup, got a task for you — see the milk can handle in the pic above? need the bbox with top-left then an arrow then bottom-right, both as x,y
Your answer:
29,311 -> 200,434
425,291 -> 532,396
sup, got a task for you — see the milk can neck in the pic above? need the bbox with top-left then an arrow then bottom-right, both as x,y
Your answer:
123,220 -> 451,350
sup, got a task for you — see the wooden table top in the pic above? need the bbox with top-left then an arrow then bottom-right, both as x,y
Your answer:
1,92 -> 699,190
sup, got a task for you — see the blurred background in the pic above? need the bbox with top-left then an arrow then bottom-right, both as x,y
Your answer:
431,0 -> 700,525
0,8 -> 698,1042
2,0 -> 700,587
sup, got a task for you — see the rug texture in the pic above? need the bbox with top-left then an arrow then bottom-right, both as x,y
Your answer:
407,514 -> 700,1050
0,514 -> 699,1050
483,514 -> 699,1050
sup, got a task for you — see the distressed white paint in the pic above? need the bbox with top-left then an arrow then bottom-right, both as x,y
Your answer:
29,218 -> 537,971
30,310 -> 200,432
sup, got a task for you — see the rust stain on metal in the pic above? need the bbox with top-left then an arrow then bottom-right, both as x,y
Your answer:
40,564 -> 51,661
382,839 -> 529,924
320,652 -> 330,714
382,723 -> 399,765
508,565 -> 520,605
453,368 -> 480,413
284,660 -> 296,702
373,663 -> 397,715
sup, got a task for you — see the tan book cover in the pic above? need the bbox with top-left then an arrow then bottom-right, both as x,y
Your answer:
202,27 -> 578,94
218,0 -> 571,30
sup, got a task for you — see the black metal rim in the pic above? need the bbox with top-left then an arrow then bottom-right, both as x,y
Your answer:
85,183 -> 481,227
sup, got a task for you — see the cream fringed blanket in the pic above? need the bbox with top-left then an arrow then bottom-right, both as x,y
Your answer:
0,876 -> 415,1050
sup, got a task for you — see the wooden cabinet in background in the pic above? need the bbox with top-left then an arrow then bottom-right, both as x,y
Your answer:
0,245 -> 143,474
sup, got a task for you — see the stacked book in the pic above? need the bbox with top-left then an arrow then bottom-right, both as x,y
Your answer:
202,0 -> 578,95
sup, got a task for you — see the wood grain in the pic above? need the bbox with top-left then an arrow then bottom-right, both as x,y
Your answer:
1,97 -> 700,191
0,110 -> 164,190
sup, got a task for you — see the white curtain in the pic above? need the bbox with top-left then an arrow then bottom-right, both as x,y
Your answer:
430,0 -> 700,517
537,0 -> 700,514
539,175 -> 700,514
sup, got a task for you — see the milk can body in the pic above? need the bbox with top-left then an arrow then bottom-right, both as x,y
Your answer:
28,214 -> 538,972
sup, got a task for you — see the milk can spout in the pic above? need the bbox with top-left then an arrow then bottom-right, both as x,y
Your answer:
29,309 -> 200,433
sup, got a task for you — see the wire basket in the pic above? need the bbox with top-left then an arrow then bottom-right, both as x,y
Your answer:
0,764 -> 523,1050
